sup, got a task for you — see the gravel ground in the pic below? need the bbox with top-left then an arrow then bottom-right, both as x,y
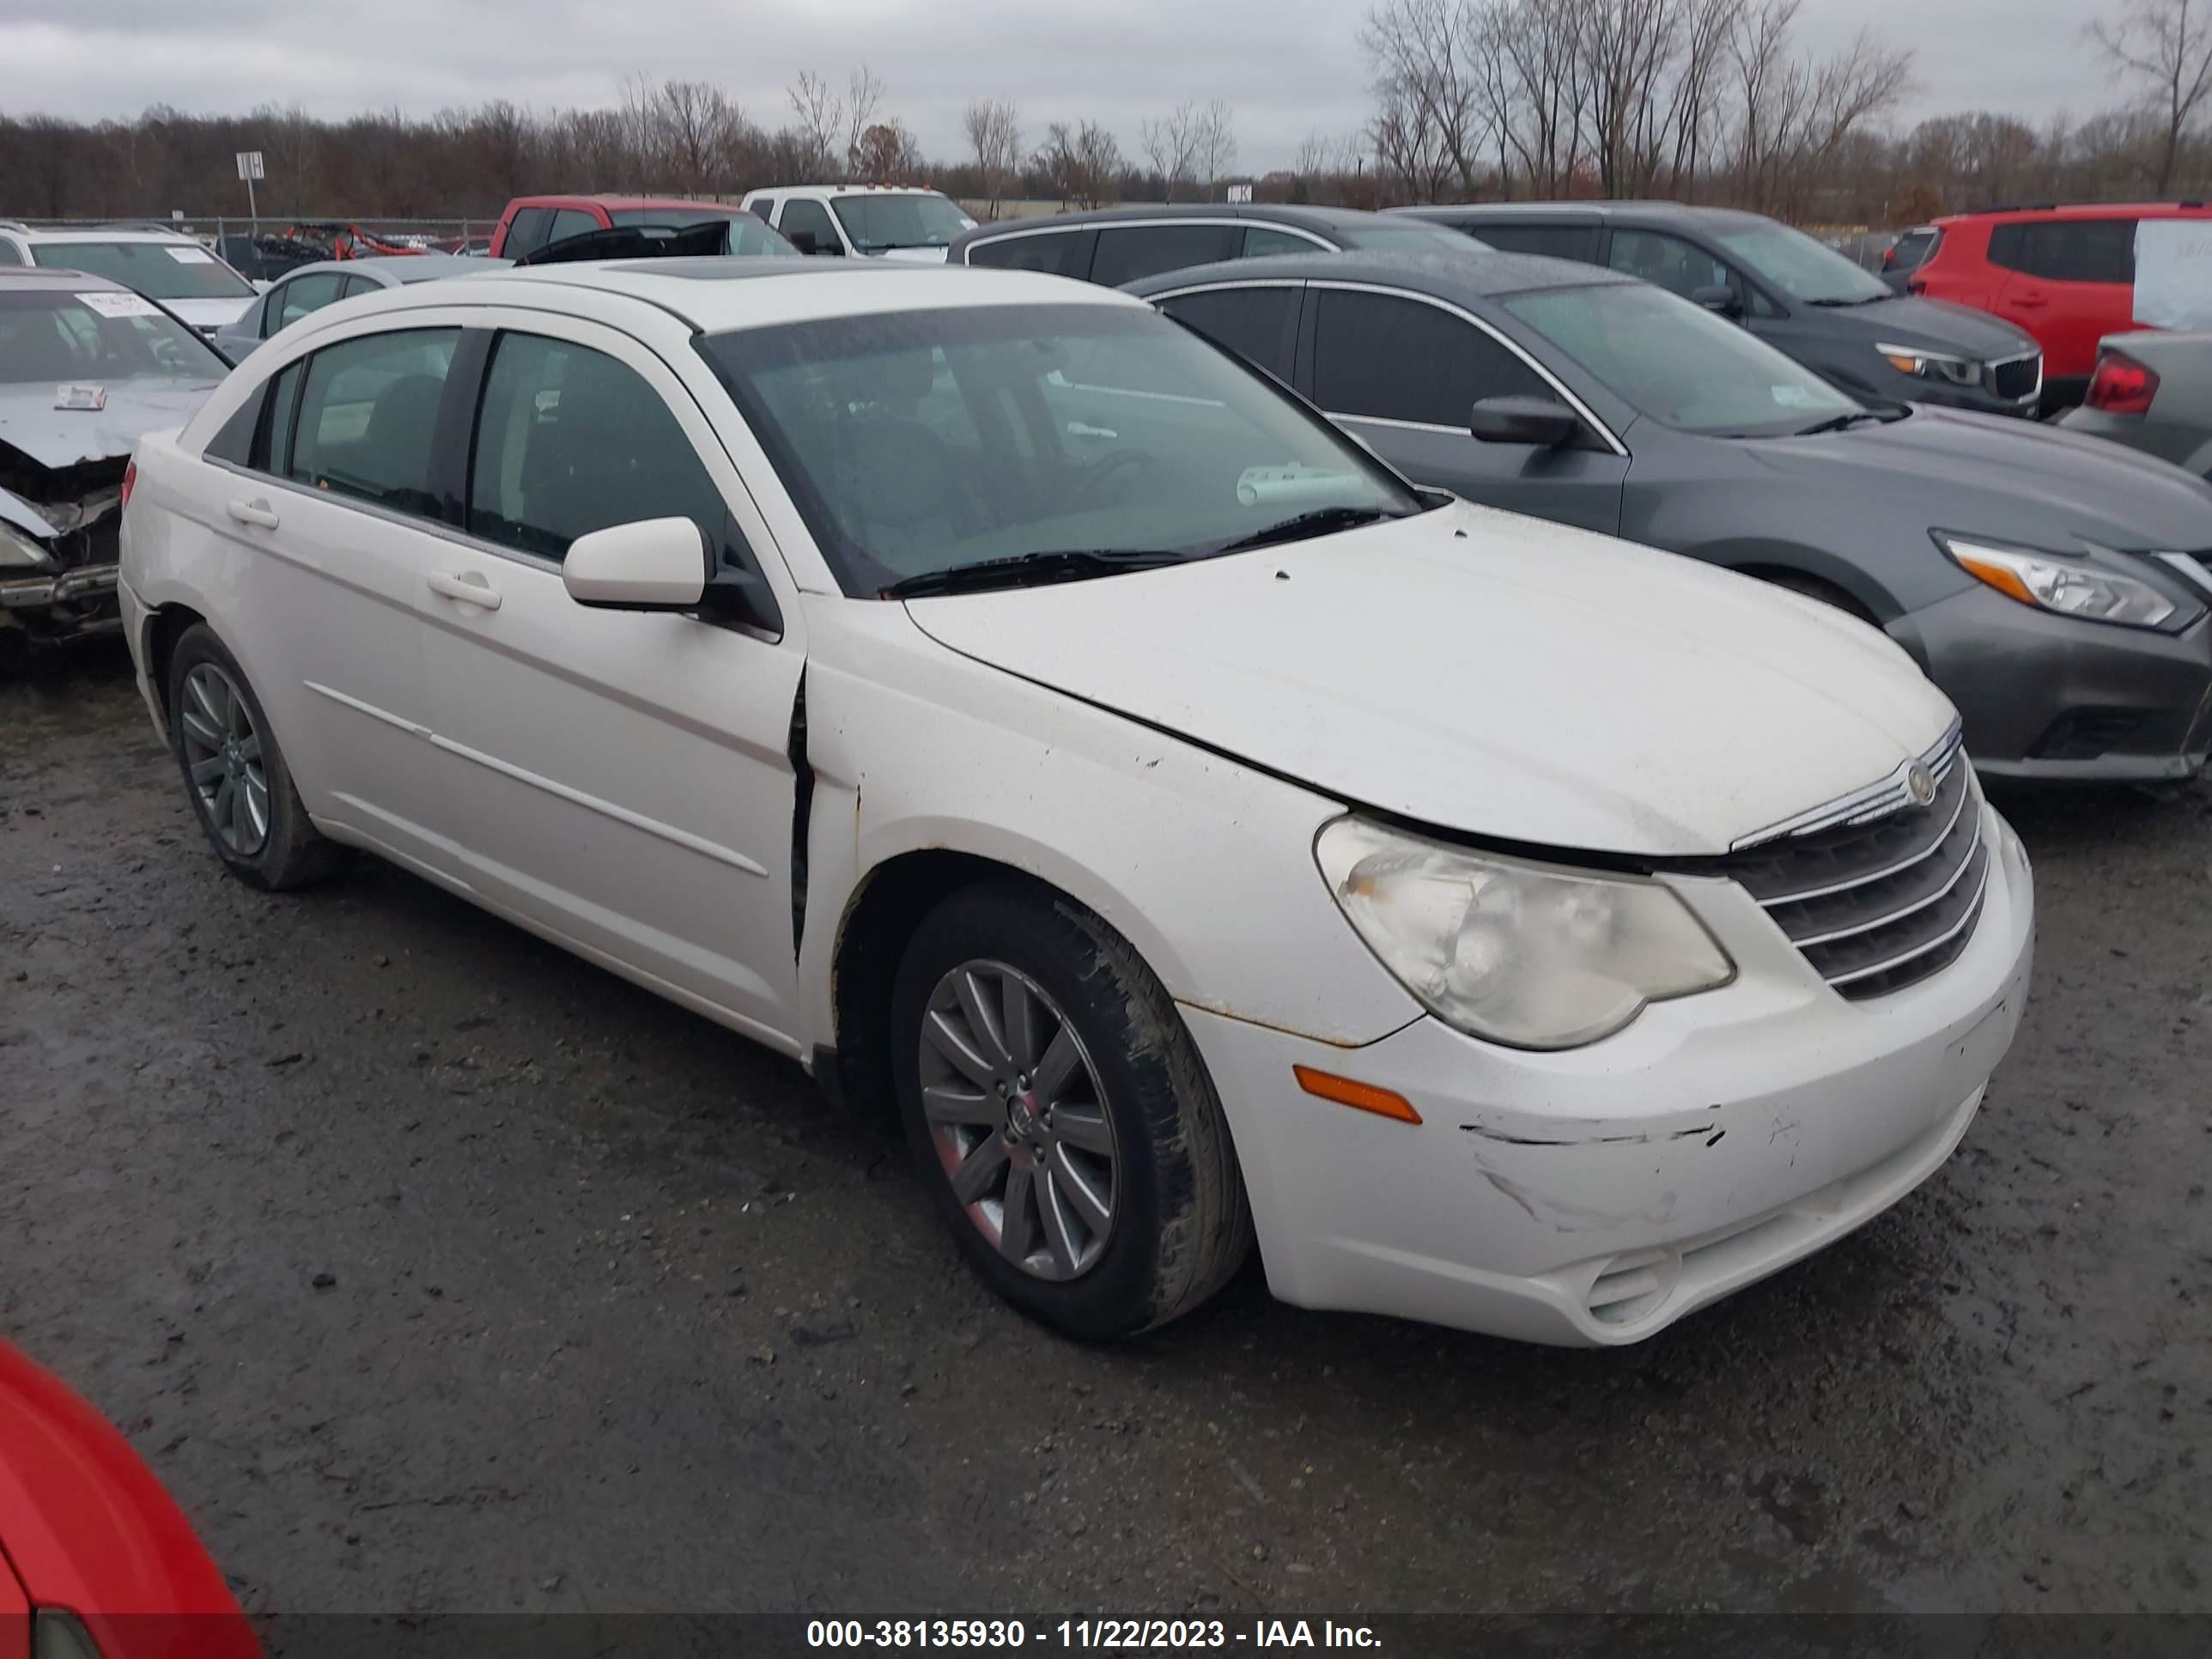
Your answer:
3,645 -> 2209,1620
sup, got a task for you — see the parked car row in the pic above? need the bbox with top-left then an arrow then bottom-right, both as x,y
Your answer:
106,255 -> 2040,1352
15,179 -> 2212,1351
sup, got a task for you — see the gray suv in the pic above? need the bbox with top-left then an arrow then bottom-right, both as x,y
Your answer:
949,204 -> 1470,288
1128,249 -> 2212,782
1396,203 -> 2042,419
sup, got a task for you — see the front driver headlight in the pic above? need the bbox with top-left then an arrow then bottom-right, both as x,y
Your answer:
1315,818 -> 1735,1050
1,519 -> 56,568
1878,343 -> 1983,386
1936,533 -> 2185,629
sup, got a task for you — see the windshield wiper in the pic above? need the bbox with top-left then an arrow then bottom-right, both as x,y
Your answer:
1792,410 -> 1887,436
1212,506 -> 1402,555
1804,295 -> 1887,307
881,549 -> 1186,599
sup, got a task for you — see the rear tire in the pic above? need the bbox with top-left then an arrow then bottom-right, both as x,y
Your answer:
891,879 -> 1250,1340
167,623 -> 349,890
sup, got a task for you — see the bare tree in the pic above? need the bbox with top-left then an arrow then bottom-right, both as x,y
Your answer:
962,99 -> 1023,216
787,70 -> 842,179
1033,120 -> 1123,209
1192,100 -> 1238,192
852,119 -> 926,183
1138,103 -> 1200,200
2090,0 -> 2212,192
843,65 -> 886,178
1363,0 -> 1491,200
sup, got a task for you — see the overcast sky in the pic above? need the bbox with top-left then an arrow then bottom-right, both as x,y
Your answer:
1,0 -> 2130,173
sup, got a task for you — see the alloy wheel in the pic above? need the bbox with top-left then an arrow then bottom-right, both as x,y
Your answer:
178,662 -> 270,856
917,959 -> 1117,1282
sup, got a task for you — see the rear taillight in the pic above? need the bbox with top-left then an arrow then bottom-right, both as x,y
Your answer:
2086,350 -> 2159,416
119,459 -> 137,511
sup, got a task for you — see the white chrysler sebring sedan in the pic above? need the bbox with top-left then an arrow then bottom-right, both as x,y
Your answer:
118,259 -> 2034,1345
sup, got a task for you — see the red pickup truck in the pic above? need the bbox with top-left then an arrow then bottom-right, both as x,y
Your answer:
487,194 -> 768,259
1907,201 -> 2212,407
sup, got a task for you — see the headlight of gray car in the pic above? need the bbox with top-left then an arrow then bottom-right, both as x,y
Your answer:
1878,343 -> 1984,387
1316,818 -> 1735,1050
1935,532 -> 2193,630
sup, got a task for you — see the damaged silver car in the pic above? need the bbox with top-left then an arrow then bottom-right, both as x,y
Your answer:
2,270 -> 228,665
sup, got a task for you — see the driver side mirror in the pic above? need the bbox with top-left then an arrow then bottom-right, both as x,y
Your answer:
787,229 -> 841,257
1692,283 -> 1744,319
1469,396 -> 1583,448
562,518 -> 710,611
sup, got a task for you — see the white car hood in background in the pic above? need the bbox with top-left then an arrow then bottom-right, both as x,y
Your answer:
161,295 -> 257,332
903,502 -> 1956,857
872,246 -> 952,264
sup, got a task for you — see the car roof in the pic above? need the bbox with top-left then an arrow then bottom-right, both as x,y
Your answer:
1932,201 -> 2212,226
955,204 -> 1415,241
276,253 -> 508,282
507,195 -> 747,212
1122,246 -> 1634,303
750,184 -> 946,196
8,225 -> 210,244
0,267 -> 131,292
363,258 -> 1138,333
1392,201 -> 1778,232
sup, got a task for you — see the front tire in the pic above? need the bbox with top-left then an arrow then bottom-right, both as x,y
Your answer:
167,623 -> 349,890
891,880 -> 1250,1340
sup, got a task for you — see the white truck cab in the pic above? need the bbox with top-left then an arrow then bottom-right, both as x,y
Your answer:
736,185 -> 975,263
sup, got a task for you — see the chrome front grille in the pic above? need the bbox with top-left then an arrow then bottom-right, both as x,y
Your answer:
1988,350 -> 2042,404
1692,728 -> 1990,1000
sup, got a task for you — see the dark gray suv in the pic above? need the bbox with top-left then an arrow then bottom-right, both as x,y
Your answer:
948,204 -> 1471,288
1128,249 -> 2212,782
1396,203 -> 2042,419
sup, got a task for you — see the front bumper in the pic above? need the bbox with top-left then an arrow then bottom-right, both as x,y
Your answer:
1890,582 -> 2212,780
1182,800 -> 2034,1346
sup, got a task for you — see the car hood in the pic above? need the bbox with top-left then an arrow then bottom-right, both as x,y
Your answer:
872,246 -> 952,264
1744,404 -> 2212,552
901,501 -> 1955,856
161,295 -> 257,330
1816,294 -> 2036,359
0,381 -> 217,477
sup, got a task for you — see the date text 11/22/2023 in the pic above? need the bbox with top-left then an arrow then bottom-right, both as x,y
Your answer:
805,1620 -> 1383,1649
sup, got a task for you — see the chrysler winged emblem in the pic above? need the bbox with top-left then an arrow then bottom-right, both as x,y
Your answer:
1906,763 -> 1936,806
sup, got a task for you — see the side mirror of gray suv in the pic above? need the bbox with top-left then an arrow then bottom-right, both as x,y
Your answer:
1469,397 -> 1583,448
1692,283 -> 1743,319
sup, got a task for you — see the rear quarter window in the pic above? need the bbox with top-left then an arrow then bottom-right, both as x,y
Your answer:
966,228 -> 1096,279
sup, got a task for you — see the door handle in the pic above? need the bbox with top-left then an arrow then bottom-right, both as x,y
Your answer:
225,498 -> 279,529
427,568 -> 502,611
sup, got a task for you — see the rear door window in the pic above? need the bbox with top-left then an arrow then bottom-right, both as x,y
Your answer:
1160,286 -> 1298,381
966,228 -> 1095,278
2028,219 -> 2136,283
1090,224 -> 1241,287
1312,289 -> 1548,427
287,327 -> 459,518
1468,223 -> 1601,263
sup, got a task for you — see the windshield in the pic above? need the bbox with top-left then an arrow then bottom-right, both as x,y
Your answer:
1715,222 -> 1889,305
1503,282 -> 1862,437
828,194 -> 976,252
0,289 -> 231,386
701,303 -> 1419,595
33,240 -> 255,301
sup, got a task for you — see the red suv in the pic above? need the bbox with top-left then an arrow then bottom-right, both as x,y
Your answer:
1908,202 -> 2212,406
487,194 -> 764,259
